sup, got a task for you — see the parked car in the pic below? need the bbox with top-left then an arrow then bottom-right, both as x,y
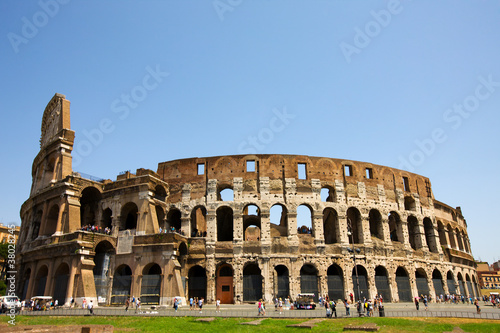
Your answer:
294,293 -> 316,310
0,296 -> 21,313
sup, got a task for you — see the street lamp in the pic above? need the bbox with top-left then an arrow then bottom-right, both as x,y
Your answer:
347,217 -> 362,316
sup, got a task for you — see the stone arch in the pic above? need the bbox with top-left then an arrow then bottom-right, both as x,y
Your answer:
388,211 -> 403,243
347,207 -> 362,244
465,273 -> 473,297
188,265 -> 207,300
447,224 -> 457,249
111,264 -> 132,305
457,272 -> 466,296
369,209 -> 383,241
321,185 -> 336,202
80,187 -> 102,227
432,269 -> 445,298
326,264 -> 344,301
300,263 -> 319,302
395,266 -> 412,302
446,271 -> 456,295
43,204 -> 59,236
415,268 -> 430,297
216,263 -> 234,304
297,204 -> 313,235
190,205 -> 207,237
437,221 -> 447,247
102,208 -> 112,229
53,262 -> 70,305
154,185 -> 167,201
35,265 -> 49,296
375,266 -> 391,301
404,196 -> 416,211
94,240 -> 115,302
456,227 -> 465,251
424,217 -> 438,252
243,204 -> 261,241
21,268 -> 32,300
323,207 -> 339,244
407,215 -> 420,250
352,265 -> 369,301
218,185 -> 234,201
270,204 -> 288,237
243,262 -> 262,302
31,210 -> 43,240
274,264 -> 289,300
141,263 -> 162,304
120,202 -> 138,231
166,208 -> 181,232
216,206 -> 233,241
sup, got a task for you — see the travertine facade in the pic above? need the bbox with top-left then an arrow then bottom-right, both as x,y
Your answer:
16,94 -> 480,306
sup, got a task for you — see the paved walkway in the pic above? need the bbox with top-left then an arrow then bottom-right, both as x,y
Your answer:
17,301 -> 500,320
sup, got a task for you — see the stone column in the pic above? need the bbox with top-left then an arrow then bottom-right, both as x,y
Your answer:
338,214 -> 350,246
260,211 -> 271,253
313,213 -> 325,251
65,261 -> 78,306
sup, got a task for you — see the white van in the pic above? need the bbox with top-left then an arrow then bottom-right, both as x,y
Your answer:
0,296 -> 21,313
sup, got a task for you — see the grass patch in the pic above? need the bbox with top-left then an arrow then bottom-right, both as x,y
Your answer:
1,316 -> 499,332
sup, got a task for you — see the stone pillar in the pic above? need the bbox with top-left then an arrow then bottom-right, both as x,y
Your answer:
262,257 -> 272,302
206,210 -> 216,242
25,263 -> 37,300
65,261 -> 78,306
415,220 -> 428,251
312,213 -> 325,248
360,216 -> 372,246
111,215 -> 120,237
381,215 -> 392,246
233,212 -> 243,255
338,214 -> 350,246
181,214 -> 190,237
260,211 -> 271,253
45,261 -> 55,296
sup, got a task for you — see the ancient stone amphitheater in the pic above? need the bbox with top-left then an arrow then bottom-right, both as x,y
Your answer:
17,94 -> 479,306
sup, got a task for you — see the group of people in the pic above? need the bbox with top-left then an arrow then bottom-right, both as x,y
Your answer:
191,229 -> 207,238
80,224 -> 111,235
188,297 -> 205,312
124,296 -> 141,313
158,226 -> 185,236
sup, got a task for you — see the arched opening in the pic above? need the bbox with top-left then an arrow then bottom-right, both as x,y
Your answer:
216,206 -> 233,241
274,265 -> 289,300
432,269 -> 445,298
167,208 -> 181,232
415,268 -> 430,297
154,185 -> 166,201
35,265 -> 49,296
44,204 -> 59,236
321,186 -> 335,202
270,204 -> 287,237
327,264 -> 344,301
31,210 -> 42,240
120,202 -> 138,231
369,209 -> 383,241
53,263 -> 69,305
188,265 -> 207,300
178,242 -> 188,267
297,204 -> 313,235
243,204 -> 261,241
21,269 -> 32,300
375,266 -> 391,301
347,207 -> 362,244
447,225 -> 457,249
190,206 -> 207,237
388,212 -> 402,243
437,221 -> 447,247
395,267 -> 412,302
80,187 -> 101,227
407,216 -> 419,250
141,263 -> 162,305
102,208 -> 112,230
243,263 -> 262,302
111,265 -> 132,305
446,271 -> 456,295
352,265 -> 369,301
456,228 -> 465,251
424,218 -> 438,252
465,274 -> 473,297
218,187 -> 234,201
457,273 -> 466,296
216,264 -> 233,304
301,264 -> 319,302
94,241 -> 115,302
323,208 -> 339,244
155,206 -> 165,231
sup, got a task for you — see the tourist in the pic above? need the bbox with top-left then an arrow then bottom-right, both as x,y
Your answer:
88,300 -> 94,315
474,298 -> 481,314
344,299 -> 350,316
258,299 -> 263,316
330,300 -> 337,318
423,295 -> 428,311
135,297 -> 141,313
198,297 -> 203,313
173,297 -> 179,312
189,297 -> 194,310
125,298 -> 130,312
216,298 -> 221,313
414,296 -> 419,310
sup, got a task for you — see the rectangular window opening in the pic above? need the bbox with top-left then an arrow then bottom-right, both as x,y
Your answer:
246,160 -> 256,172
197,163 -> 205,175
403,176 -> 410,192
298,163 -> 307,180
365,168 -> 373,179
344,165 -> 353,177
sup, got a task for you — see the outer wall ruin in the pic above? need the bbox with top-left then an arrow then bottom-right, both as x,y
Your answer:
17,94 -> 479,306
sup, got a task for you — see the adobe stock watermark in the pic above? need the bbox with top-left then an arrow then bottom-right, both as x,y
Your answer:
213,0 -> 244,21
398,75 -> 499,172
237,107 -> 295,154
72,65 -> 169,167
7,0 -> 71,54
6,224 -> 18,326
339,0 -> 405,64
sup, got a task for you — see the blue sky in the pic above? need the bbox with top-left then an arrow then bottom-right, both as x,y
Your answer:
1,0 -> 499,264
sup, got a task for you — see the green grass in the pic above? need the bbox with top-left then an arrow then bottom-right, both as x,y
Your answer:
1,315 -> 500,332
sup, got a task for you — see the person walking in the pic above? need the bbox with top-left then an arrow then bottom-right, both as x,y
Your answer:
88,300 -> 94,315
344,299 -> 350,316
125,298 -> 130,312
198,298 -> 203,313
216,298 -> 221,313
135,298 -> 141,313
474,298 -> 481,314
330,300 -> 337,318
278,298 -> 283,314
173,298 -> 179,312
414,296 -> 420,310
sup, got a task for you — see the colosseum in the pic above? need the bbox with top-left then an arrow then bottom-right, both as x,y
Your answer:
16,93 -> 480,307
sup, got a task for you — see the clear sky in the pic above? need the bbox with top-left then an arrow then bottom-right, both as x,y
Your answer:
1,0 -> 499,264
